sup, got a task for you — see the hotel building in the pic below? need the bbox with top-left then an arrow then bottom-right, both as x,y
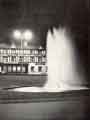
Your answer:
0,48 -> 47,74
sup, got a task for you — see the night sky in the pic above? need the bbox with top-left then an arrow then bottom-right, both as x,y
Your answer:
0,0 -> 67,47
0,0 -> 88,47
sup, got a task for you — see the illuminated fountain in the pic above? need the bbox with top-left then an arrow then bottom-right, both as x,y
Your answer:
44,27 -> 86,92
14,27 -> 86,92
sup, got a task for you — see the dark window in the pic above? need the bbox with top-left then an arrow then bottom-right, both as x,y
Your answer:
38,66 -> 42,72
31,66 -> 34,72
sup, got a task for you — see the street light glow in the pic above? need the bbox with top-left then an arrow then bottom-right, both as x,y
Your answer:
13,30 -> 21,39
24,41 -> 28,47
23,30 -> 33,40
13,29 -> 33,40
13,29 -> 33,48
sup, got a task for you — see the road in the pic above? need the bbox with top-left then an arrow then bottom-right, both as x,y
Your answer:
0,74 -> 47,89
0,89 -> 89,120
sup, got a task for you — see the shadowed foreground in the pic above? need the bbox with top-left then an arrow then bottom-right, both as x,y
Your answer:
0,75 -> 47,89
0,89 -> 89,120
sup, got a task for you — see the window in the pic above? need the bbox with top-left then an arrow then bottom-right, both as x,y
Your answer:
3,56 -> 8,63
19,56 -> 24,62
35,57 -> 38,63
38,66 -> 42,72
46,66 -> 48,72
27,50 -> 30,54
7,49 -> 10,54
28,57 -> 31,62
35,50 -> 38,55
3,66 -> 7,73
23,50 -> 26,55
42,57 -> 46,62
9,49 -> 11,54
11,49 -> 15,54
38,57 -> 42,63
3,49 -> 6,55
17,66 -> 21,72
1,49 -> 3,54
16,49 -> 18,54
32,50 -> 35,54
0,66 -> 1,72
22,66 -> 26,73
13,66 -> 16,72
30,56 -> 34,62
11,56 -> 16,62
8,66 -> 12,72
20,50 -> 23,55
31,66 -> 34,72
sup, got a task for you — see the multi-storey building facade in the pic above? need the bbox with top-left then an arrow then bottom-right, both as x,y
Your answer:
0,48 -> 47,74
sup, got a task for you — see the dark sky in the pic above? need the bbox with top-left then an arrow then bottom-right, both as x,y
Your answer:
0,0 -> 88,47
0,0 -> 67,47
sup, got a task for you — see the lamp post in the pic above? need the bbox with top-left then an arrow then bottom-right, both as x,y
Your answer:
13,29 -> 33,73
13,29 -> 33,48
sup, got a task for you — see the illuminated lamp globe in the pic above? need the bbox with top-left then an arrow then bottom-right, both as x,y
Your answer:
13,30 -> 21,39
23,30 -> 33,40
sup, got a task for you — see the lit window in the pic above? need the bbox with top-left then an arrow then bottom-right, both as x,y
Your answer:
17,49 -> 19,55
17,66 -> 21,72
32,50 -> 35,54
1,49 -> 3,54
16,49 -> 18,54
20,50 -> 23,55
25,57 -> 28,62
11,49 -> 14,54
27,50 -> 30,54
35,57 -> 38,63
0,66 -> 1,72
13,49 -> 16,54
7,50 -> 9,54
35,50 -> 38,54
13,66 -> 16,72
3,49 -> 6,54
9,49 -> 11,54
25,50 -> 27,54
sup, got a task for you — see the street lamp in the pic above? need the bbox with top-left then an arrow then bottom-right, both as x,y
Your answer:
13,29 -> 33,48
13,30 -> 21,40
13,29 -> 33,73
23,30 -> 33,41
